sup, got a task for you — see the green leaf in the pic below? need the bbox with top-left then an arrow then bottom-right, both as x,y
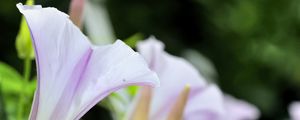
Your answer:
0,61 -> 23,95
0,62 -> 36,120
0,84 -> 7,120
0,64 -> 35,119
1,78 -> 36,96
15,0 -> 35,60
124,33 -> 144,48
0,62 -> 22,81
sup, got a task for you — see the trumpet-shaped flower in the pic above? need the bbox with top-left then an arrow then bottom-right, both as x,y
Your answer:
124,37 -> 261,120
130,37 -> 225,120
16,3 -> 159,120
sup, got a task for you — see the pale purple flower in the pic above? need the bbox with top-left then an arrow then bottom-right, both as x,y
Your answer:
224,95 -> 260,120
17,3 -> 159,120
132,37 -> 225,120
289,101 -> 300,120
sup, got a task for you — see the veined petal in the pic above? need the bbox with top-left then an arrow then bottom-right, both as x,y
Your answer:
17,3 -> 159,120
224,95 -> 260,120
137,37 -> 209,120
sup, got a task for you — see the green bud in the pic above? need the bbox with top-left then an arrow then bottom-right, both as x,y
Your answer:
15,0 -> 35,60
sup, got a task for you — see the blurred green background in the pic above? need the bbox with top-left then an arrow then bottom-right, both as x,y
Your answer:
1,0 -> 300,119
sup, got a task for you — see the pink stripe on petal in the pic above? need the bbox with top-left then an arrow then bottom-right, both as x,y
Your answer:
51,48 -> 92,119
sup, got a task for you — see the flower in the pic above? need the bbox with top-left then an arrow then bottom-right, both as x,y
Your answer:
289,101 -> 300,120
17,3 -> 159,120
129,37 -> 260,120
129,37 -> 225,120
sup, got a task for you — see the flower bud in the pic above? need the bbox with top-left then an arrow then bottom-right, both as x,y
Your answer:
15,0 -> 35,60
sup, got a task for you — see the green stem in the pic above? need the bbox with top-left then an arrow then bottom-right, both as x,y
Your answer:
17,59 -> 31,120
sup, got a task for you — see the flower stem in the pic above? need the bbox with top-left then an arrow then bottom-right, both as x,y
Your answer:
17,58 -> 32,120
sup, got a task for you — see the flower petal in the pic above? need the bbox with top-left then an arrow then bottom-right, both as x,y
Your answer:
184,84 -> 225,120
224,95 -> 260,120
17,3 -> 159,120
289,102 -> 300,120
137,37 -> 207,120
